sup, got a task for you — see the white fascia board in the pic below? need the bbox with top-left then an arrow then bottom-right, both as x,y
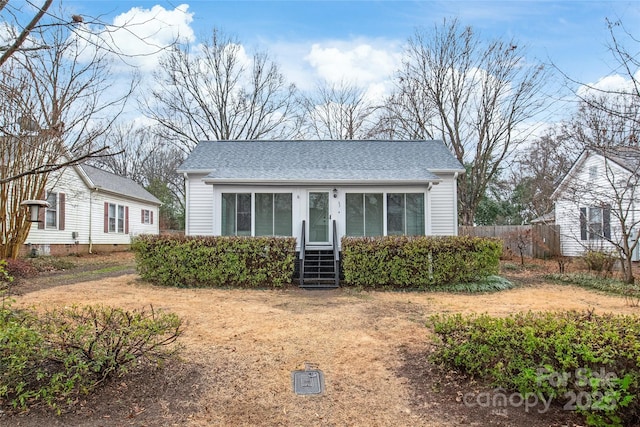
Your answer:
201,178 -> 443,186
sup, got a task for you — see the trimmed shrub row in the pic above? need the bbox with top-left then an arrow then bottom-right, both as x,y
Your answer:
429,311 -> 640,427
341,235 -> 501,288
131,235 -> 296,288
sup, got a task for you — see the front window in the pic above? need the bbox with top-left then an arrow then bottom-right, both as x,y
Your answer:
580,205 -> 611,240
588,207 -> 602,239
387,193 -> 425,236
221,193 -> 251,236
142,209 -> 151,224
346,193 -> 383,236
45,192 -> 57,229
255,193 -> 292,236
108,203 -> 127,233
222,193 -> 293,236
108,203 -> 116,232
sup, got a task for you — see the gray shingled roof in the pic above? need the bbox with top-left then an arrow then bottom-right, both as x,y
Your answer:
177,140 -> 464,183
592,146 -> 640,174
80,164 -> 162,204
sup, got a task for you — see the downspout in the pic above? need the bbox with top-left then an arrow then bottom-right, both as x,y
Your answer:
453,172 -> 460,235
89,188 -> 95,254
183,173 -> 189,235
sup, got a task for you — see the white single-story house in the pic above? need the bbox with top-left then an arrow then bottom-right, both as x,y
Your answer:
553,146 -> 640,258
178,140 -> 465,249
24,164 -> 161,256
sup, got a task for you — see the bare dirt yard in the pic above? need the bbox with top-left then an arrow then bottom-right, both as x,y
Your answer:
2,253 -> 638,426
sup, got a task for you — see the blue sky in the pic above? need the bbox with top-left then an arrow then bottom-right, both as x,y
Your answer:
64,0 -> 639,87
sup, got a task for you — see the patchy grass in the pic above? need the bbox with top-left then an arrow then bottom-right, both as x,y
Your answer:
545,273 -> 640,297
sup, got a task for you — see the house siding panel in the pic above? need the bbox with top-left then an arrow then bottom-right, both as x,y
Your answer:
555,152 -> 635,256
186,174 -> 214,235
430,174 -> 458,235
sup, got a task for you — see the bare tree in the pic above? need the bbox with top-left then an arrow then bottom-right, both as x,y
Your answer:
383,19 -> 549,225
91,124 -> 186,230
0,24 -> 130,258
566,94 -> 640,149
510,127 -> 578,221
296,80 -> 379,140
0,0 -> 54,67
142,28 -> 297,152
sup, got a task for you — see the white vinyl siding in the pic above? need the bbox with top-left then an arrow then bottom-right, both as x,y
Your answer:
430,175 -> 458,235
25,166 -> 160,247
186,174 -> 214,235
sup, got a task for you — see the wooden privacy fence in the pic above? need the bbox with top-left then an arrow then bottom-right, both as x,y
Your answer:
459,225 -> 561,259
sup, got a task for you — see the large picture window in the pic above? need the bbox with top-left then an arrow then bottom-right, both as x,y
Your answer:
345,193 -> 383,236
221,193 -> 251,236
255,193 -> 292,236
222,193 -> 292,236
387,193 -> 425,236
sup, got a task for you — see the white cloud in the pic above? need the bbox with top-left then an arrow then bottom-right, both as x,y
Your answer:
72,4 -> 195,72
304,39 -> 402,88
577,71 -> 640,97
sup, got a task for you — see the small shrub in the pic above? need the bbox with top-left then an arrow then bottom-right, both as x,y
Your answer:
583,250 -> 616,275
429,311 -> 640,426
27,257 -> 76,273
4,258 -> 38,279
0,304 -> 183,412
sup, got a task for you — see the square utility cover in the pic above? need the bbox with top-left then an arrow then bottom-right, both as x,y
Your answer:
292,369 -> 325,395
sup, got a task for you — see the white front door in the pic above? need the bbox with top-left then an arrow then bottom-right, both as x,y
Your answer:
307,191 -> 331,245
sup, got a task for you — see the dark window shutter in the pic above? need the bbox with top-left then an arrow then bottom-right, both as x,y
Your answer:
38,190 -> 45,229
141,209 -> 144,223
151,210 -> 153,225
125,206 -> 129,234
580,207 -> 587,240
58,193 -> 65,231
104,202 -> 109,233
603,206 -> 611,239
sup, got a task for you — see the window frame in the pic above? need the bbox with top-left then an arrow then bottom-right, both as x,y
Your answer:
221,192 -> 293,237
580,205 -> 611,241
345,191 -> 426,237
45,191 -> 58,229
107,203 -> 128,234
142,209 -> 151,225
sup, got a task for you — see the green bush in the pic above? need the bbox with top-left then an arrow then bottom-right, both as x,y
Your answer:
132,235 -> 296,288
341,236 -> 502,289
429,311 -> 640,426
0,304 -> 183,412
583,250 -> 616,275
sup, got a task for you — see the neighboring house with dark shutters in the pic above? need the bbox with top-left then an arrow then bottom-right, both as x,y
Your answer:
24,164 -> 161,256
552,146 -> 640,257
178,140 -> 465,247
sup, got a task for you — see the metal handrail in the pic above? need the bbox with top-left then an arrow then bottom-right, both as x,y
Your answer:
332,219 -> 339,287
299,220 -> 306,287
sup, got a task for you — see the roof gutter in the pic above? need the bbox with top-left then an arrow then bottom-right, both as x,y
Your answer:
201,178 -> 443,186
92,187 -> 162,206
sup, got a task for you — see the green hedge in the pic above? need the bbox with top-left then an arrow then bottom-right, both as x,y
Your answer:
429,311 -> 640,427
131,235 -> 296,288
340,235 -> 501,288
